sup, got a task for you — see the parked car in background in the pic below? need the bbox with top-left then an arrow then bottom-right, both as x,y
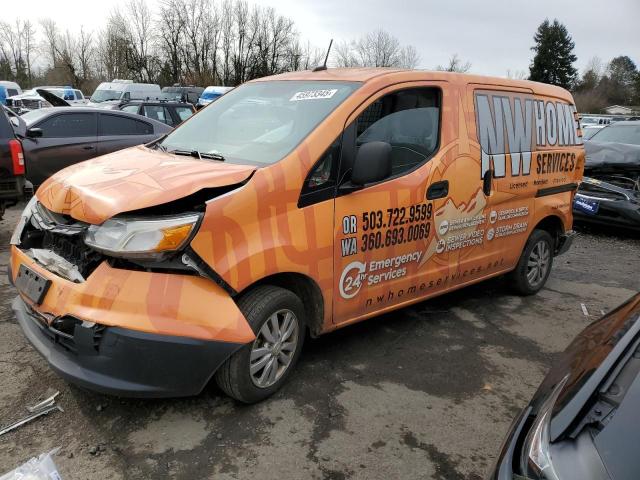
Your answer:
0,81 -> 22,105
490,293 -> 640,480
118,100 -> 195,127
12,107 -> 172,187
6,90 -> 53,113
580,116 -> 610,129
574,121 -> 640,230
7,86 -> 87,114
0,107 -> 25,218
58,87 -> 87,105
88,80 -> 161,109
196,86 -> 232,109
160,85 -> 204,105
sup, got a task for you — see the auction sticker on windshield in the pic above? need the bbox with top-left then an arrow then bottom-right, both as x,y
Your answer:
290,89 -> 338,101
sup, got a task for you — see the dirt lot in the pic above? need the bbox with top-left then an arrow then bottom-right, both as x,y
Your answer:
0,203 -> 638,479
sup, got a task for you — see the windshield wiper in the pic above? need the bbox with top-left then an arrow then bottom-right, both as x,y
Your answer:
169,149 -> 225,162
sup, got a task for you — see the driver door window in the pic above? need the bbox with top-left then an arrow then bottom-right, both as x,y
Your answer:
353,88 -> 440,178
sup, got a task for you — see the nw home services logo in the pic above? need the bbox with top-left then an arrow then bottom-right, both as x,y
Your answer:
475,92 -> 582,179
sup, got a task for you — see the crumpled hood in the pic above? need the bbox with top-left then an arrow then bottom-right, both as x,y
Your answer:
585,140 -> 640,171
36,145 -> 256,224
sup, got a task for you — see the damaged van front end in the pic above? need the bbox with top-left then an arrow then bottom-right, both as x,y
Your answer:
9,148 -> 257,397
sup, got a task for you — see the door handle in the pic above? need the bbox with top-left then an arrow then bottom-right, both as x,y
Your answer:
427,180 -> 449,200
82,145 -> 95,150
483,170 -> 493,196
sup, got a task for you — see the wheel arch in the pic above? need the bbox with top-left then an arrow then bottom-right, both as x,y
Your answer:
533,215 -> 565,251
237,272 -> 325,338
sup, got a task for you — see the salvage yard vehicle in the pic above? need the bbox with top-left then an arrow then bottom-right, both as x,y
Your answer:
10,68 -> 584,403
0,107 -> 25,219
0,81 -> 22,105
490,293 -> 640,480
574,121 -> 640,230
161,85 -> 205,105
118,100 -> 195,126
88,80 -> 161,109
11,107 -> 172,187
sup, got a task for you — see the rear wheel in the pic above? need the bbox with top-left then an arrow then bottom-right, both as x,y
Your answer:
215,285 -> 305,403
508,229 -> 554,295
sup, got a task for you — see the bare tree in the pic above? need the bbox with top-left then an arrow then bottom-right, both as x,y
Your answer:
0,19 -> 37,85
506,69 -> 527,80
334,30 -> 419,69
39,18 -> 59,69
25,0 -> 344,89
436,54 -> 472,73
157,0 -> 186,84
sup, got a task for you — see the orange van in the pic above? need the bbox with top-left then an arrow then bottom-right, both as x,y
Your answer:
10,69 -> 584,402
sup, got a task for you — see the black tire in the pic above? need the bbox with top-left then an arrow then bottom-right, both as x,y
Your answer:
508,229 -> 554,296
215,285 -> 306,403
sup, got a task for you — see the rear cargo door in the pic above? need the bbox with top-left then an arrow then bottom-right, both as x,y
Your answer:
468,85 -> 539,271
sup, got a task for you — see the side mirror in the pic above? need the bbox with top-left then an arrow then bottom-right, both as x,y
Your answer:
26,127 -> 43,138
351,141 -> 392,186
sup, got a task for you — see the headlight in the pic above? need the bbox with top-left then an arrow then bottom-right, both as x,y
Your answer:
84,213 -> 201,259
520,375 -> 569,480
10,195 -> 37,245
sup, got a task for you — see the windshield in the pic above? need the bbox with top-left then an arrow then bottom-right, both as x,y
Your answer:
162,87 -> 181,93
590,125 -> 640,145
161,80 -> 360,165
581,117 -> 598,125
582,127 -> 601,140
90,89 -> 123,103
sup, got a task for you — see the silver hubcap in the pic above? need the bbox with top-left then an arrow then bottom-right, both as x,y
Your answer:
526,240 -> 550,288
250,309 -> 299,389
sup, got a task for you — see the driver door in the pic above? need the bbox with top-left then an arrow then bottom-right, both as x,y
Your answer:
333,84 -> 448,324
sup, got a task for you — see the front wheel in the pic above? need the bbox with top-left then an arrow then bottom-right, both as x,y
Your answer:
215,285 -> 305,403
508,229 -> 554,296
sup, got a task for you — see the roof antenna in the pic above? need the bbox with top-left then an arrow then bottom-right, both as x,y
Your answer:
313,39 -> 333,72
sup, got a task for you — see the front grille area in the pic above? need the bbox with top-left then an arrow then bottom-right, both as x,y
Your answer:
42,231 -> 104,277
19,203 -> 105,279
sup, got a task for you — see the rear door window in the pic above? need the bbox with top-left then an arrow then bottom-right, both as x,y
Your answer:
143,105 -> 168,124
37,113 -> 97,138
175,106 -> 193,122
121,105 -> 140,114
98,114 -> 154,136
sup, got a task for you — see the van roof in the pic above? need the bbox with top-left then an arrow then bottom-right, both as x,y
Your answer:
251,67 -> 572,100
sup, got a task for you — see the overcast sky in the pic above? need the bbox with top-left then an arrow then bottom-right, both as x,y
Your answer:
8,0 -> 640,77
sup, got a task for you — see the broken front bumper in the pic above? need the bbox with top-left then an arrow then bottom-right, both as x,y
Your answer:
13,296 -> 242,397
9,245 -> 255,397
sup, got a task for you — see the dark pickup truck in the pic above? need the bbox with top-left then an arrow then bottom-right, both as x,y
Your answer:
0,107 -> 25,218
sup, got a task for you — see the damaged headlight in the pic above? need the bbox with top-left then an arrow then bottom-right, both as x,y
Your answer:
520,375 -> 569,480
84,213 -> 201,259
10,195 -> 38,245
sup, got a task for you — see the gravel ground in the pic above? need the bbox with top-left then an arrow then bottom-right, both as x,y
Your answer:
0,204 -> 638,479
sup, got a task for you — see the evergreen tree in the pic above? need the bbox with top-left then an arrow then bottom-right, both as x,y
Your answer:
529,19 -> 578,89
605,55 -> 637,105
